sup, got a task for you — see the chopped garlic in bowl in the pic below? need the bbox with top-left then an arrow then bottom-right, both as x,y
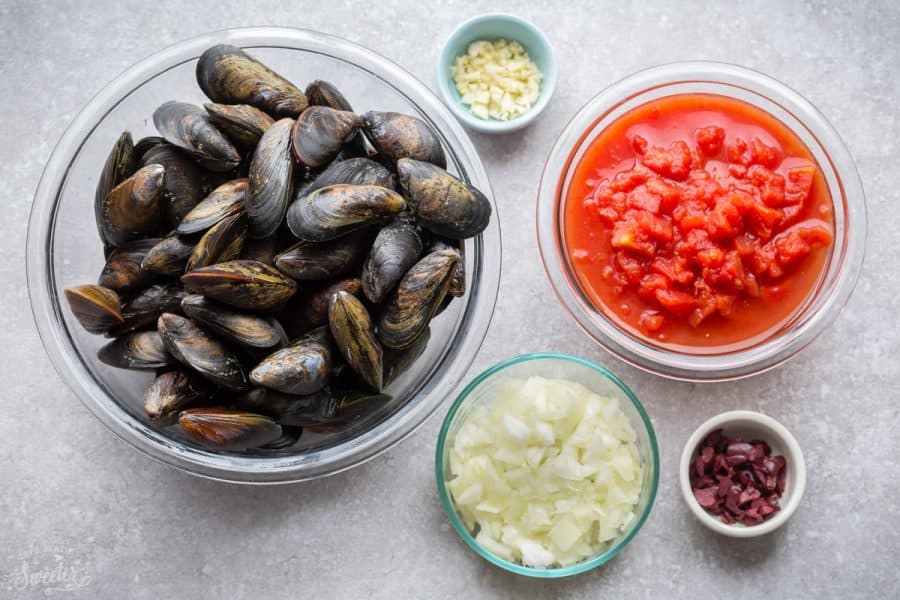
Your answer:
443,374 -> 646,570
450,39 -> 543,121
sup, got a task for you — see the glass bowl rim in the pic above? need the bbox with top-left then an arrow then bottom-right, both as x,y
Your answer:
26,26 -> 502,484
536,60 -> 867,382
434,352 -> 660,578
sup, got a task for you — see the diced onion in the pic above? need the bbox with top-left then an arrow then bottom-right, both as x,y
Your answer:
449,39 -> 543,121
446,376 -> 643,568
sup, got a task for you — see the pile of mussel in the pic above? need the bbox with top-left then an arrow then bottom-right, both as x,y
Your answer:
64,44 -> 491,453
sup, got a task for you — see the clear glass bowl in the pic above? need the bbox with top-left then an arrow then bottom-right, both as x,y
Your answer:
435,353 -> 659,577
26,27 -> 501,483
537,62 -> 866,381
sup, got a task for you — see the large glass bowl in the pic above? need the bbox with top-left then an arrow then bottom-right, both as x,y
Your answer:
435,353 -> 659,577
537,62 -> 866,381
26,27 -> 501,483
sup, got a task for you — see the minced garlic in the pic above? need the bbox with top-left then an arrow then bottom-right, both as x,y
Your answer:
450,39 -> 543,121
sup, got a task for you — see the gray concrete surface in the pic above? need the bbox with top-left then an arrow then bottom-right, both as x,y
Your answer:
1,1 -> 898,598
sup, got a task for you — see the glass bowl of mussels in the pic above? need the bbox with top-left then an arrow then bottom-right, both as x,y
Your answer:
26,27 -> 501,483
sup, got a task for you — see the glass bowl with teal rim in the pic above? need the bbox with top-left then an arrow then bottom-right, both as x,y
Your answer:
435,353 -> 659,577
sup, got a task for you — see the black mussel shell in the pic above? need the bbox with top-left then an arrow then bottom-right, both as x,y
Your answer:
153,101 -> 240,172
196,44 -> 308,118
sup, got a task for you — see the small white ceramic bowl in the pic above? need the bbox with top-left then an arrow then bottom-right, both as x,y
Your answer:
437,13 -> 557,134
679,410 -> 806,537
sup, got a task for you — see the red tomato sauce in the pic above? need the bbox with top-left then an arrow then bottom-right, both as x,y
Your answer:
564,94 -> 834,352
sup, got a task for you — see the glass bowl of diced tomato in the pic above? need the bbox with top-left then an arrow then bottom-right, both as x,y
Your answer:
537,62 -> 866,381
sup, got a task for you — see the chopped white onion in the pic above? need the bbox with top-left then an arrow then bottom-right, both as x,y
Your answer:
446,376 -> 643,568
449,39 -> 543,121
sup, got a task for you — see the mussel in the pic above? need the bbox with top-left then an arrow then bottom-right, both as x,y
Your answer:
97,331 -> 171,369
247,118 -> 294,239
290,106 -> 362,168
329,291 -> 383,391
157,312 -> 248,390
397,158 -> 491,239
305,80 -> 353,111
196,44 -> 308,118
232,387 -> 337,427
431,239 -> 465,297
295,157 -> 394,198
94,131 -> 136,248
185,211 -> 247,272
181,294 -> 284,349
110,282 -> 188,336
361,213 -> 423,303
286,184 -> 406,242
98,164 -> 165,247
305,80 -> 370,157
377,248 -> 458,350
98,238 -> 160,292
140,143 -> 208,227
64,285 -> 124,334
303,277 -> 362,326
144,370 -> 208,423
179,407 -> 282,450
142,234 -> 195,276
176,178 -> 247,235
250,326 -> 333,395
153,101 -> 240,172
133,135 -> 165,161
274,234 -> 369,281
204,102 -> 274,152
361,111 -> 446,168
181,260 -> 297,311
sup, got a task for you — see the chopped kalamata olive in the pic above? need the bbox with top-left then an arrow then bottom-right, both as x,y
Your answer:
690,429 -> 787,526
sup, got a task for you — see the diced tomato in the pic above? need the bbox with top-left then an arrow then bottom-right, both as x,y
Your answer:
631,134 -> 648,155
784,166 -> 815,205
774,230 -> 811,265
637,310 -> 665,332
707,196 -> 743,239
638,273 -> 669,302
614,252 -> 645,285
744,201 -> 783,239
747,137 -> 781,169
650,257 -> 695,286
642,141 -> 693,180
611,168 -> 650,193
655,289 -> 696,317
627,186 -> 661,213
726,138 -> 749,166
773,224 -> 834,266
696,126 -> 726,156
634,210 -> 674,241
750,243 -> 783,278
597,206 -> 620,224
729,164 -> 748,179
747,165 -> 786,207
799,223 -> 834,247
644,178 -> 683,213
696,248 -> 726,268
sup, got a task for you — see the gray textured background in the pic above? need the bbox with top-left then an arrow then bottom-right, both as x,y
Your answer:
2,1 -> 898,598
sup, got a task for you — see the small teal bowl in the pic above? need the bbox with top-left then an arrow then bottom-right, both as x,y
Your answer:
435,353 -> 659,577
437,14 -> 557,134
